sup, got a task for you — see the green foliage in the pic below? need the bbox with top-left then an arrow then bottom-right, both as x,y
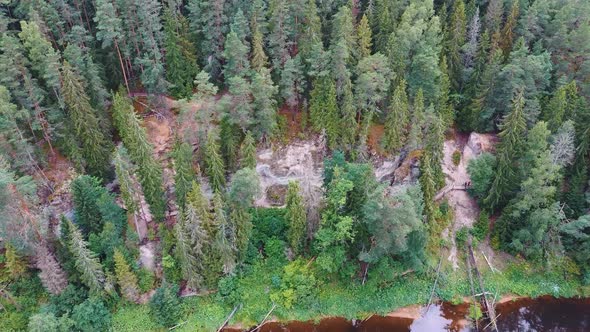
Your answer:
149,283 -> 181,328
204,131 -> 226,193
471,211 -> 490,242
455,227 -> 469,247
467,153 -> 496,202
270,259 -> 317,309
285,181 -> 307,255
172,141 -> 195,210
28,312 -> 74,332
71,297 -> 112,332
452,150 -> 461,166
240,132 -> 257,169
164,9 -> 199,98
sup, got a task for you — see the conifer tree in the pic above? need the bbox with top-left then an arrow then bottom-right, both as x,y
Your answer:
72,175 -> 106,236
484,90 -> 527,210
251,23 -> 268,72
372,0 -> 393,53
339,81 -> 358,151
66,219 -> 110,295
251,67 -> 278,139
174,217 -> 201,289
280,55 -> 306,111
357,14 -> 373,59
112,146 -> 141,228
309,76 -> 339,148
111,91 -> 166,221
226,76 -> 254,131
240,132 -> 257,169
212,192 -> 236,274
61,61 -> 112,178
230,9 -> 251,49
424,113 -> 446,189
35,243 -> 68,295
419,153 -> 437,223
267,0 -> 293,71
299,0 -> 322,63
204,131 -> 226,192
500,0 -> 519,57
446,0 -> 466,90
219,116 -> 240,172
407,89 -> 426,151
285,181 -> 307,255
5,244 -> 27,280
113,249 -> 140,302
172,142 -> 195,210
188,0 -> 228,80
230,207 -> 253,262
383,79 -> 410,152
438,56 -> 453,126
164,9 -> 199,98
223,29 -> 250,79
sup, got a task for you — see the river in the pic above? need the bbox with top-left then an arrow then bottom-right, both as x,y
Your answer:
225,296 -> 590,331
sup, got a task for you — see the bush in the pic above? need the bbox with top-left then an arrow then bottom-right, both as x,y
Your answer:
149,283 -> 181,327
270,259 -> 317,309
452,150 -> 461,166
71,297 -> 112,331
467,153 -> 496,202
456,227 -> 469,247
46,285 -> 88,317
137,268 -> 155,293
28,312 -> 74,332
472,211 -> 490,241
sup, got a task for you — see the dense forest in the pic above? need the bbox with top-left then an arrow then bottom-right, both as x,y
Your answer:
0,0 -> 589,330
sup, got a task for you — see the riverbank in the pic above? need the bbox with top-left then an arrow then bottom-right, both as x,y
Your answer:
112,257 -> 590,331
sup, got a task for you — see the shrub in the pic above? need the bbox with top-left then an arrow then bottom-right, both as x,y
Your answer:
28,312 -> 74,332
137,268 -> 155,293
467,153 -> 496,202
270,259 -> 317,309
71,297 -> 112,331
452,150 -> 461,166
472,211 -> 490,241
46,285 -> 88,317
149,283 -> 181,327
456,227 -> 469,247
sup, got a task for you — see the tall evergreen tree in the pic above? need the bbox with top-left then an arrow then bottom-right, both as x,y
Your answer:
223,29 -> 250,79
484,90 -> 527,210
280,55 -> 306,111
188,0 -> 228,80
111,91 -> 166,221
309,76 -> 339,148
212,192 -> 236,274
357,14 -> 373,59
250,23 -> 268,72
173,141 -> 195,210
163,9 -> 199,98
251,67 -> 278,140
285,181 -> 307,255
240,131 -> 257,169
407,90 -> 426,151
61,61 -> 112,178
66,219 -> 111,295
204,131 -> 226,192
446,0 -> 466,90
72,175 -> 106,235
383,79 -> 410,152
113,248 -> 140,302
500,0 -> 519,57
35,243 -> 68,295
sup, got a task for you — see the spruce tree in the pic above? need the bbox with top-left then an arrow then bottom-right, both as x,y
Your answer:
172,142 -> 195,210
66,219 -> 110,295
212,192 -> 236,274
219,116 -> 240,172
407,89 -> 426,151
285,181 -> 307,255
446,0 -> 466,90
309,76 -> 339,148
383,79 -> 410,152
61,61 -> 112,178
188,0 -> 228,80
419,153 -> 437,223
280,55 -> 306,111
223,29 -> 250,79
111,91 -> 166,221
5,244 -> 27,280
35,243 -> 68,295
484,90 -> 527,210
357,14 -> 373,59
204,131 -> 226,192
240,131 -> 257,169
113,146 -> 141,222
164,9 -> 199,98
113,248 -> 140,302
339,80 -> 358,151
251,67 -> 278,140
500,0 -> 519,57
251,23 -> 268,72
71,175 -> 106,236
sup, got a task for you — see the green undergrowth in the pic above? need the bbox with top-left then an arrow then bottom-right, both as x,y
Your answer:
112,249 -> 589,332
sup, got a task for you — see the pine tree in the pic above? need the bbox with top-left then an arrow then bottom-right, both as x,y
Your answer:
113,248 -> 140,302
240,132 -> 257,169
61,61 -> 112,178
111,91 -> 166,221
113,146 -> 141,220
66,219 -> 110,295
172,142 -> 195,210
35,243 -> 68,295
484,90 -> 527,210
357,14 -> 373,59
285,181 -> 307,255
230,9 -> 251,49
383,79 -> 410,152
204,131 -> 226,192
251,67 -> 278,140
223,29 -> 250,79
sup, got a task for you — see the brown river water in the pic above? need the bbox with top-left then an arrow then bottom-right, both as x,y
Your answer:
224,296 -> 590,331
